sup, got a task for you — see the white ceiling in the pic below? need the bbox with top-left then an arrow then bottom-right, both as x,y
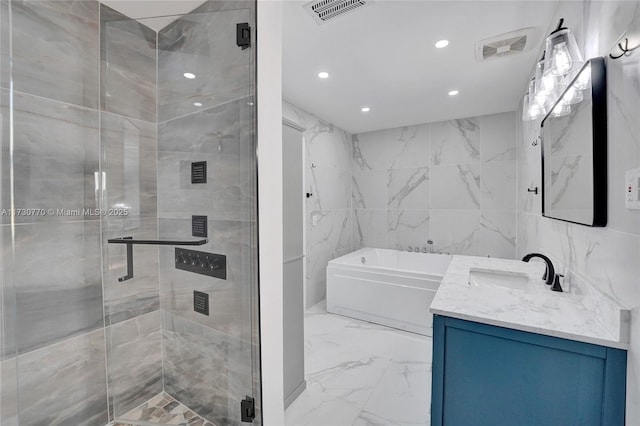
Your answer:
100,0 -> 207,31
283,0 -> 559,134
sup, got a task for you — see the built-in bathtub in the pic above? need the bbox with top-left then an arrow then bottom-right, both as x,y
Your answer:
326,247 -> 452,336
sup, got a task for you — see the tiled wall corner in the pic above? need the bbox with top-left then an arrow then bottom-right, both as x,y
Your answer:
283,100 -> 353,308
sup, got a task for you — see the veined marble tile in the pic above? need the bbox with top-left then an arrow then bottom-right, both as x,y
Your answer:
430,118 -> 480,166
431,164 -> 480,210
387,124 -> 430,170
387,209 -> 429,251
290,302 -> 432,426
283,100 -> 352,171
480,160 -> 517,210
157,150 -> 255,221
158,218 -> 256,342
101,112 -> 157,221
1,223 -> 17,359
107,310 -> 162,419
0,358 -> 18,426
304,336 -> 390,409
352,209 -> 387,249
286,385 -> 362,426
158,99 -> 242,154
480,210 -> 517,259
516,212 -> 540,260
102,218 -> 160,325
1,91 -> 99,224
306,209 -> 351,307
352,132 -> 388,171
8,221 -> 103,353
546,154 -> 593,215
9,0 -> 99,108
158,7 -> 252,121
430,209 -> 480,255
352,170 -> 387,209
480,112 -> 517,162
387,167 -> 429,210
0,1 -> 9,92
307,166 -> 350,211
601,45 -> 640,235
361,359 -> 431,425
100,5 -> 156,121
304,118 -> 352,173
162,310 -> 254,426
18,328 -> 108,426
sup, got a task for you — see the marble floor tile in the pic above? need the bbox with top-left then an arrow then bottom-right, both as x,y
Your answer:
114,392 -> 215,426
286,301 -> 432,426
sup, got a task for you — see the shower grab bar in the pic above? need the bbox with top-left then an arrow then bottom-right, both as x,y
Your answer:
107,237 -> 207,246
108,237 -> 208,282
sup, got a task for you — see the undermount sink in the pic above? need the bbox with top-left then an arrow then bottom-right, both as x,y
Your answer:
468,268 -> 530,291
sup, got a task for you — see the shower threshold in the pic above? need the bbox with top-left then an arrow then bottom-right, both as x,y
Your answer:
112,392 -> 215,426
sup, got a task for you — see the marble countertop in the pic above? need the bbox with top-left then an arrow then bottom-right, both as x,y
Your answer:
430,256 -> 630,350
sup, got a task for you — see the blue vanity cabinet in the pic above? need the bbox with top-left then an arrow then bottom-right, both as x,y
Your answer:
431,315 -> 627,426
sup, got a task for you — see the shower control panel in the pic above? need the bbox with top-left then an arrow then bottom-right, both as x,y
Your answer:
175,248 -> 226,280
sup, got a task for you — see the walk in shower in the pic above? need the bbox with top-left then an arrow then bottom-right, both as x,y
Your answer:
0,1 -> 260,425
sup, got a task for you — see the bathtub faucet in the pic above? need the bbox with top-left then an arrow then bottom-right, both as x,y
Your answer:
427,240 -> 434,253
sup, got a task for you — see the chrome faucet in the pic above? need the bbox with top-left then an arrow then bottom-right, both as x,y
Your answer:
521,252 -> 556,286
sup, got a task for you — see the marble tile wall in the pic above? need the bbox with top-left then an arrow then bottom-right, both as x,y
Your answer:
352,112 -> 518,258
282,101 -> 353,309
106,311 -> 163,417
162,310 -> 254,425
515,1 -> 640,421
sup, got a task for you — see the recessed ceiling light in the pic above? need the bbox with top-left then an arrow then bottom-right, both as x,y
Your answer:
318,71 -> 330,79
183,72 -> 196,79
448,90 -> 459,96
361,107 -> 371,112
193,102 -> 203,107
435,39 -> 449,49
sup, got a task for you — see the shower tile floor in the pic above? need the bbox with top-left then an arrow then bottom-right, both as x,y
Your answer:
285,301 -> 432,426
113,393 -> 215,426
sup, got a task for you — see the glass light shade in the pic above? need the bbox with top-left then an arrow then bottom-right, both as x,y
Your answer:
550,101 -> 571,117
544,28 -> 583,76
523,91 -> 545,121
573,63 -> 591,90
562,86 -> 583,105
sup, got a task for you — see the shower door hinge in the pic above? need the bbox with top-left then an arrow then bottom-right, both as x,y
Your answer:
240,396 -> 255,422
237,23 -> 251,50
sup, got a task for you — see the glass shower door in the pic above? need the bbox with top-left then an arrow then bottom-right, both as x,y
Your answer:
102,3 -> 260,426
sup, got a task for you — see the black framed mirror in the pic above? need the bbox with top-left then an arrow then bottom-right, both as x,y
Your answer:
540,56 -> 607,227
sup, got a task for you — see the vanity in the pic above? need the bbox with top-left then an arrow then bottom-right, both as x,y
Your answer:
429,256 -> 629,426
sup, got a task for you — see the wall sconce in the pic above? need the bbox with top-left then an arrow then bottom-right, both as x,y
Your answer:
523,18 -> 584,121
543,19 -> 583,77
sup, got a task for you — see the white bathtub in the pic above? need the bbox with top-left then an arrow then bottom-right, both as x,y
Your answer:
326,248 -> 452,336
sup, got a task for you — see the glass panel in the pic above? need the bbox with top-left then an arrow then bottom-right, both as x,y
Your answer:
102,3 -> 260,426
1,1 -> 20,425
0,0 -> 259,425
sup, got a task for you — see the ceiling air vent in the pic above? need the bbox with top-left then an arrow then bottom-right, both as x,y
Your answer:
304,0 -> 373,25
475,28 -> 537,61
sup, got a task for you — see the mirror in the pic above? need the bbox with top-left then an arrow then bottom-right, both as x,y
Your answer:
540,56 -> 607,226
